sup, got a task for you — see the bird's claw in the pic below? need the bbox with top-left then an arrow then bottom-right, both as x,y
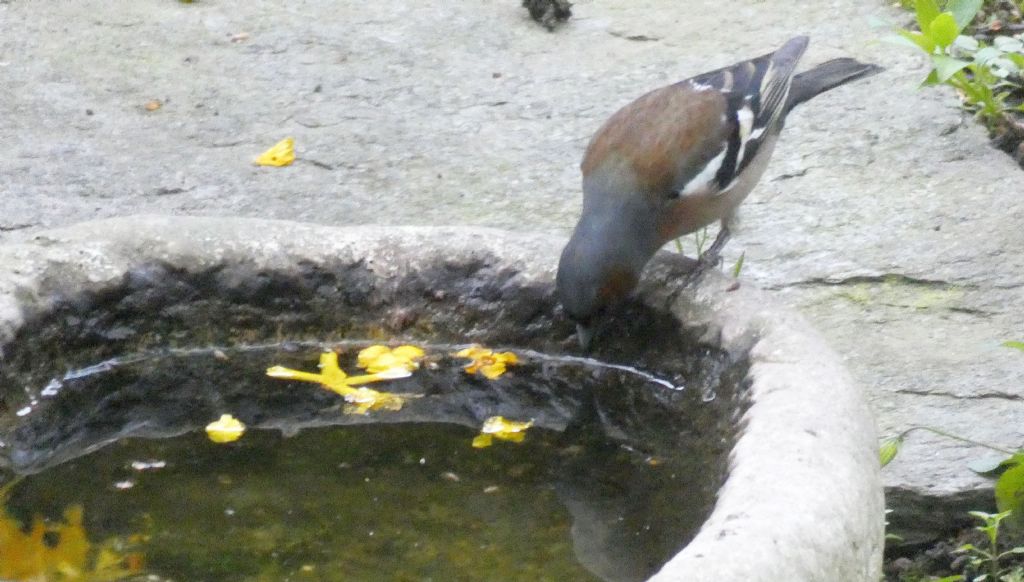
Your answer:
696,249 -> 724,270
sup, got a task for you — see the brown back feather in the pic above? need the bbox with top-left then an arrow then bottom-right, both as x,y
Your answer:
581,83 -> 728,196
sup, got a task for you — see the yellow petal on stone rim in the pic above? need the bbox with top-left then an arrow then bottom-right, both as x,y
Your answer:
254,137 -> 295,167
357,344 -> 425,374
455,345 -> 518,379
343,387 -> 406,415
267,351 -> 416,414
205,414 -> 246,443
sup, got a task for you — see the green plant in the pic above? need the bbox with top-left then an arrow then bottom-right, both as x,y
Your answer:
673,226 -> 710,257
957,510 -> 1024,581
731,251 -> 745,278
881,341 -> 1024,539
673,230 -> 745,277
895,0 -> 1024,127
898,0 -> 1024,25
880,426 -> 1024,530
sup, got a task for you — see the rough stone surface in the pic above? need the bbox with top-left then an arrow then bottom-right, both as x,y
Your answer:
0,217 -> 883,581
1,0 -> 1021,543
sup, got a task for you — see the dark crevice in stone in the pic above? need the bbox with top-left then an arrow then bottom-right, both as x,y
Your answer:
893,388 -> 1024,402
771,273 -> 962,290
885,485 -> 996,546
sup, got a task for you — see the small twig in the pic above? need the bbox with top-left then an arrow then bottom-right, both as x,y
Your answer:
896,425 -> 1017,456
971,23 -> 1024,40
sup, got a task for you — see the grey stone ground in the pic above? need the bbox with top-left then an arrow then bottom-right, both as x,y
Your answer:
1,0 -> 1022,528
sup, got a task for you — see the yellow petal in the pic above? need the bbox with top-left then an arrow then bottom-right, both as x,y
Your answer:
267,352 -> 416,411
357,344 -> 424,373
480,363 -> 506,380
480,416 -> 528,434
254,137 -> 295,167
266,365 -> 331,384
267,353 -> 353,391
455,345 -> 488,359
356,345 -> 391,369
456,346 -> 517,379
344,370 -> 409,386
471,434 -> 494,448
496,431 -> 526,443
477,416 -> 533,445
392,345 -> 425,360
206,414 -> 246,443
371,367 -> 414,380
343,387 -> 405,415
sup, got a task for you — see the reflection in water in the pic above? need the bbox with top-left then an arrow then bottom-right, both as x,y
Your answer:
0,479 -> 145,581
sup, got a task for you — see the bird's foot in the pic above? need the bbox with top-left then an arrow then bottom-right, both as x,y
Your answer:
687,226 -> 730,282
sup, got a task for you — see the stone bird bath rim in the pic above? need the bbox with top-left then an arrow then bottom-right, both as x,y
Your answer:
0,216 -> 883,581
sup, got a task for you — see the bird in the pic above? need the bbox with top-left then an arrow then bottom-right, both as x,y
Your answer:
556,36 -> 881,348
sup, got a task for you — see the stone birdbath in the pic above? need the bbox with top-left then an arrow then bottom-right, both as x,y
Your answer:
0,217 -> 882,581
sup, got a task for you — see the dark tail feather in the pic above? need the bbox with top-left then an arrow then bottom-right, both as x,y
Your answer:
786,58 -> 883,112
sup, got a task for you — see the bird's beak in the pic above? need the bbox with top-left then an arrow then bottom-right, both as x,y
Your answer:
575,322 -> 596,351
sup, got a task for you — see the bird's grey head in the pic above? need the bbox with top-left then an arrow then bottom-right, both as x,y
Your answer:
556,169 -> 663,346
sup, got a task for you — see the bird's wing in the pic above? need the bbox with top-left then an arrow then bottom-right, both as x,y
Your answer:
680,36 -> 808,195
581,38 -> 808,201
581,83 -> 731,197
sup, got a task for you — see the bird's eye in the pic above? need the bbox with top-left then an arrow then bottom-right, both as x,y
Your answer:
666,190 -> 681,200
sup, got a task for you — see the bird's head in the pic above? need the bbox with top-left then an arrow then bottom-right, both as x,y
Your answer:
556,164 -> 665,348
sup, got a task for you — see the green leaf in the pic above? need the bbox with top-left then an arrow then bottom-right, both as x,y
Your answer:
931,576 -> 965,582
1003,341 -> 1024,352
996,464 -> 1024,530
915,0 -> 941,33
954,34 -> 980,52
947,0 -> 984,33
879,436 -> 903,467
732,251 -> 745,278
991,61 -> 1017,78
968,455 -> 1012,475
932,55 -> 971,82
899,29 -> 937,53
974,47 -> 1004,65
930,13 -> 959,48
993,35 -> 1024,53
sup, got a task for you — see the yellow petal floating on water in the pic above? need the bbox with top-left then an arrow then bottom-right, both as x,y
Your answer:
472,416 -> 533,448
357,344 -> 425,374
205,414 -> 246,443
254,137 -> 295,167
455,345 -> 518,379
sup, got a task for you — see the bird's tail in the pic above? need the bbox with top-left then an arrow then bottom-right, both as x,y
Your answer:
785,57 -> 882,112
